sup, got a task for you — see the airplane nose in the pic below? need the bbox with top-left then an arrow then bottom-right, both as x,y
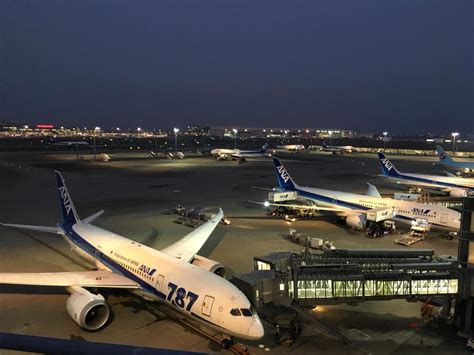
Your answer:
247,318 -> 264,340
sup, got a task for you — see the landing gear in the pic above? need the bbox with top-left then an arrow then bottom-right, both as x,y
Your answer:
221,337 -> 233,349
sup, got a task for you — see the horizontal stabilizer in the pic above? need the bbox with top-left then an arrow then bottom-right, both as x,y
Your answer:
83,210 -> 104,224
366,183 -> 382,198
0,222 -> 61,234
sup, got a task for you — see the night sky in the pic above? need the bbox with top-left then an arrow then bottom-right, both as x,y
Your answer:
0,1 -> 472,133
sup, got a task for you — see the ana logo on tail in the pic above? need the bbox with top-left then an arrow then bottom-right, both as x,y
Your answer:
381,158 -> 394,171
277,166 -> 290,183
59,186 -> 72,215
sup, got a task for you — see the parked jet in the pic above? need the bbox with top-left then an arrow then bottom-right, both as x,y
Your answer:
211,144 -> 270,160
378,152 -> 474,197
0,172 -> 264,343
320,140 -> 353,154
263,158 -> 460,232
435,145 -> 474,174
277,144 -> 306,152
48,137 -> 89,146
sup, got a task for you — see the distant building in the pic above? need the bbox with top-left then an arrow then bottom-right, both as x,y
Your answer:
209,127 -> 354,139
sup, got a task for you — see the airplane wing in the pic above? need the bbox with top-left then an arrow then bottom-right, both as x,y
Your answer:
0,271 -> 140,288
0,222 -> 62,234
161,208 -> 224,262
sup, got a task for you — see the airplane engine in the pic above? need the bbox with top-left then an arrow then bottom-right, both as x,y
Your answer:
449,188 -> 469,198
345,214 -> 367,230
191,255 -> 227,278
66,287 -> 110,331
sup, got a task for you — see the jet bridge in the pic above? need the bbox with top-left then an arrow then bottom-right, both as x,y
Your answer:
232,248 -> 458,308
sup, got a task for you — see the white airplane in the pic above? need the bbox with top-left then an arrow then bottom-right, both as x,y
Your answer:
378,152 -> 474,197
211,144 -> 270,160
264,158 -> 460,232
0,172 -> 264,343
276,144 -> 306,152
320,140 -> 353,154
435,145 -> 474,174
48,137 -> 89,146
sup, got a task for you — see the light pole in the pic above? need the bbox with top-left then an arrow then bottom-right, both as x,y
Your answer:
383,131 -> 388,151
173,128 -> 179,152
328,131 -> 333,145
451,132 -> 459,153
93,126 -> 100,161
232,128 -> 238,149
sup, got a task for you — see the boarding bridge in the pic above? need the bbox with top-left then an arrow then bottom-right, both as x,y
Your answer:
232,249 -> 458,308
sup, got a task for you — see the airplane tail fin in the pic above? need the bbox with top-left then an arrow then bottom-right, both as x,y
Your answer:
435,145 -> 454,162
55,171 -> 80,225
47,137 -> 55,144
272,158 -> 297,190
260,143 -> 269,153
321,140 -> 328,148
377,152 -> 401,177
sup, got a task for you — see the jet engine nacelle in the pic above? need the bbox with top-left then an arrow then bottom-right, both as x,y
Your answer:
449,188 -> 469,198
346,214 -> 367,230
191,255 -> 227,278
66,286 -> 110,331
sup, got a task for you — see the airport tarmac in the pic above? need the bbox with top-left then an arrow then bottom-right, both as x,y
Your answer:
0,151 -> 469,354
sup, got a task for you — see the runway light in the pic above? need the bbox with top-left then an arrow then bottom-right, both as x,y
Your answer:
264,201 -> 270,207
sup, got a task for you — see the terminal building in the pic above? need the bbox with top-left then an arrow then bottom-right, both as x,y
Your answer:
209,127 -> 355,139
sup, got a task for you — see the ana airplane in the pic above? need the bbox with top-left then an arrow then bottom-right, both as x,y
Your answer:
276,144 -> 306,152
48,137 -> 89,146
211,144 -> 270,160
320,140 -> 353,154
435,145 -> 474,174
0,172 -> 264,344
264,158 -> 460,232
378,152 -> 474,197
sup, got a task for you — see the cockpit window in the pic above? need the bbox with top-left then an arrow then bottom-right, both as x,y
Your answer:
230,308 -> 241,316
240,308 -> 253,317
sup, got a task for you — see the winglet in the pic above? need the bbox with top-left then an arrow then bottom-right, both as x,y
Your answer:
272,158 -> 297,191
377,152 -> 401,177
55,171 -> 80,225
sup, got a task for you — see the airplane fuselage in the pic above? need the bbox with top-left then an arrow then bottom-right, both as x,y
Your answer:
293,185 -> 460,231
384,172 -> 474,193
59,221 -> 263,340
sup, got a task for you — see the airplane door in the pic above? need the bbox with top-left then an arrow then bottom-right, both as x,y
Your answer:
156,274 -> 165,293
441,213 -> 448,224
202,295 -> 215,317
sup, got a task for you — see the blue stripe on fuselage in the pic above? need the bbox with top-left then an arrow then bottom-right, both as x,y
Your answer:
393,173 -> 473,191
296,188 -> 370,211
59,222 -> 166,299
